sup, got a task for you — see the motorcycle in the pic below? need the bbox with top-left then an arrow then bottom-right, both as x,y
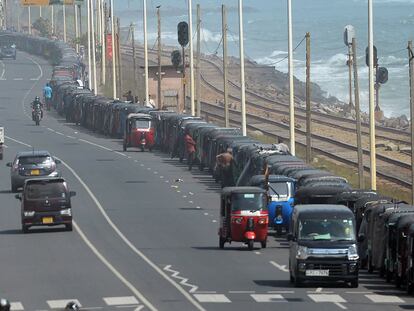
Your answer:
33,108 -> 42,126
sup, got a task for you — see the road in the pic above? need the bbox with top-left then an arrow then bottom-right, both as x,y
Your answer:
0,51 -> 411,311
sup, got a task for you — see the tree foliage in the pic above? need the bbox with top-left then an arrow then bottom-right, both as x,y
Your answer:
32,18 -> 52,38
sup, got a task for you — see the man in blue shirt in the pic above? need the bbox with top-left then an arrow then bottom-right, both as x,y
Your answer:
43,83 -> 53,110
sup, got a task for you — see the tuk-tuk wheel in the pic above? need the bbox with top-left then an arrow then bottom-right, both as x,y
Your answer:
395,276 -> 402,288
123,143 -> 127,152
350,279 -> 358,288
219,237 -> 225,249
22,225 -> 29,234
261,241 -> 267,249
275,226 -> 282,236
367,256 -> 374,273
247,240 -> 254,251
407,282 -> 413,294
386,271 -> 392,283
65,224 -> 73,231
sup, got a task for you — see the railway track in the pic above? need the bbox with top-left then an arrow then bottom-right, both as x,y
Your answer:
120,45 -> 413,189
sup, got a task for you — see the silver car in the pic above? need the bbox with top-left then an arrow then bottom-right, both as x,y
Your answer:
7,151 -> 61,192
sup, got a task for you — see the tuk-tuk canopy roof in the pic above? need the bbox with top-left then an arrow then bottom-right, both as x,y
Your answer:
127,113 -> 152,120
294,204 -> 355,219
249,175 -> 295,186
221,186 -> 266,196
396,213 -> 414,230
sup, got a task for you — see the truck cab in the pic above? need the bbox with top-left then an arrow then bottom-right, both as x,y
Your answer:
288,205 -> 359,287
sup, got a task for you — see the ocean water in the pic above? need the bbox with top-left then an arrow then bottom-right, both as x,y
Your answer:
115,0 -> 414,118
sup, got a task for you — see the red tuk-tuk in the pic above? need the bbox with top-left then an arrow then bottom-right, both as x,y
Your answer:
219,187 -> 268,250
123,113 -> 155,152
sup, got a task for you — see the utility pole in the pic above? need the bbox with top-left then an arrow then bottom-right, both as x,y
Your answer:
287,0 -> 295,155
408,40 -> 414,203
28,6 -> 31,35
143,0 -> 149,105
91,0 -> 97,94
222,4 -> 229,127
110,0 -> 116,99
63,4 -> 66,42
188,0 -> 195,116
196,4 -> 201,117
116,17 -> 122,96
182,42 -> 186,112
101,1 -> 106,86
74,4 -> 79,53
87,0 -> 92,90
352,37 -> 364,189
305,32 -> 311,164
238,0 -> 246,136
51,5 -> 54,35
157,6 -> 162,109
39,6 -> 42,18
131,22 -> 137,92
348,44 -> 353,109
368,0 -> 377,190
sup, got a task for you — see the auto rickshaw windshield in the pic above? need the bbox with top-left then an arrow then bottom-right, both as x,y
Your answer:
26,182 -> 67,200
298,218 -> 355,241
268,182 -> 290,199
231,193 -> 267,212
133,119 -> 150,129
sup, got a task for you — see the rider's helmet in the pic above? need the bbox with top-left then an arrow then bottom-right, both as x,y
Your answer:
65,301 -> 80,310
0,298 -> 10,311
35,96 -> 40,102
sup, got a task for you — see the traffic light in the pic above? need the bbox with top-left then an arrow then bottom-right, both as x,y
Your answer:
365,45 -> 378,67
171,50 -> 182,69
376,67 -> 388,84
177,22 -> 189,47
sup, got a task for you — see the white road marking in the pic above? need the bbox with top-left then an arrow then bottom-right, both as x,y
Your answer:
164,265 -> 199,293
13,78 -> 23,81
134,160 -> 138,162
267,290 -> 294,294
204,213 -> 209,216
19,55 -> 43,119
189,200 -> 193,204
56,158 -> 206,311
229,291 -> 255,294
103,296 -> 139,306
334,302 -> 347,310
10,302 -> 24,310
25,55 -> 43,80
316,287 -> 323,293
251,294 -> 286,303
147,167 -> 151,170
47,128 -> 55,132
78,139 -> 112,151
196,206 -> 201,209
114,151 -> 127,157
308,294 -> 346,303
365,294 -> 404,303
345,291 -> 372,294
194,291 -> 217,294
127,156 -> 131,159
47,299 -> 82,309
5,136 -> 32,147
0,60 -> 5,80
134,307 -> 145,311
194,294 -> 231,303
55,131 -> 64,136
3,144 -> 8,148
66,135 -> 76,139
160,176 -> 164,178
73,222 -> 157,311
212,220 -> 217,223
183,195 -> 187,198
30,78 -> 39,81
254,251 -> 261,255
269,261 -> 289,273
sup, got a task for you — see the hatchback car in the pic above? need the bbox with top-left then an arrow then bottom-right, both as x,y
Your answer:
15,177 -> 76,233
0,44 -> 16,60
7,151 -> 61,192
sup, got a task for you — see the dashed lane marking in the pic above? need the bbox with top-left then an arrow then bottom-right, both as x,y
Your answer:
10,302 -> 24,310
308,294 -> 347,309
267,291 -> 294,294
46,299 -> 82,309
251,294 -> 286,303
55,131 -> 64,136
365,294 -> 404,303
66,135 -> 76,139
13,78 -> 23,81
5,136 -> 32,148
228,291 -> 255,294
193,294 -> 231,303
103,296 -> 139,306
78,139 -> 112,151
47,128 -> 55,132
254,251 -> 261,255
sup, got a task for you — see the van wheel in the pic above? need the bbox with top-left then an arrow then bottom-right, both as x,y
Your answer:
65,224 -> 73,231
22,225 -> 29,234
11,183 -> 17,193
247,240 -> 254,251
350,279 -> 359,288
219,237 -> 225,249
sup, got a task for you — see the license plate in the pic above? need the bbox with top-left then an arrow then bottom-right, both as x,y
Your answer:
30,169 -> 40,175
42,217 -> 53,224
306,269 -> 329,276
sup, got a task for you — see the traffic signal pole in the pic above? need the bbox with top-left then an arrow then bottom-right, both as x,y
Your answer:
238,0 -> 246,136
143,0 -> 149,105
188,0 -> 195,116
196,4 -> 201,117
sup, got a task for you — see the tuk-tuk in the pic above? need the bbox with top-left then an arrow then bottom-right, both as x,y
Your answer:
123,113 -> 154,152
0,126 -> 4,160
248,175 -> 295,235
395,213 -> 414,287
219,187 -> 268,250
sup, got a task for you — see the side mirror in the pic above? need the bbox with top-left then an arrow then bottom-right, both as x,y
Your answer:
287,233 -> 294,241
357,234 -> 365,243
15,194 -> 21,201
69,191 -> 76,197
54,159 -> 61,164
6,162 -> 12,167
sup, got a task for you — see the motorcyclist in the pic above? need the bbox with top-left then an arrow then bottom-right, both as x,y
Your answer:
31,96 -> 43,121
43,83 -> 53,110
0,298 -> 10,311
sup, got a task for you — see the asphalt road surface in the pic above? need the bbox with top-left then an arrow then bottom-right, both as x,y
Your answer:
0,51 -> 412,311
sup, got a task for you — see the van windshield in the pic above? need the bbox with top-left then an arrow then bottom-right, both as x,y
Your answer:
231,193 -> 266,212
299,218 -> 355,241
26,182 -> 67,200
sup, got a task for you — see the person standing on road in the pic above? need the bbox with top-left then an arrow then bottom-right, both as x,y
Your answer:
184,129 -> 196,171
123,90 -> 133,102
43,83 -> 53,110
216,148 -> 234,187
144,94 -> 156,108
